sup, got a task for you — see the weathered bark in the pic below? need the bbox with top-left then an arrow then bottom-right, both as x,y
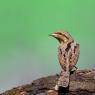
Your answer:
1,69 -> 95,95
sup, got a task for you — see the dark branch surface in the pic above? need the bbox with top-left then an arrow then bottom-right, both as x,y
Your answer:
1,69 -> 95,95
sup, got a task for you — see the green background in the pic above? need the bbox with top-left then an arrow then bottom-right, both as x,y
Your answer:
0,0 -> 95,93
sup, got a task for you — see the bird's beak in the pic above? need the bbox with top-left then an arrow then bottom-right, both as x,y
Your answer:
49,33 -> 61,42
49,33 -> 57,37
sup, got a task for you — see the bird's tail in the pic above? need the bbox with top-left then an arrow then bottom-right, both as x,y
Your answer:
57,71 -> 70,87
55,61 -> 70,91
54,70 -> 70,91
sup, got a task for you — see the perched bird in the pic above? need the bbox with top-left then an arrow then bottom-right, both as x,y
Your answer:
50,31 -> 80,90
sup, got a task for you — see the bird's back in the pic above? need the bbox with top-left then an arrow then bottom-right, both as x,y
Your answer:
58,41 -> 80,71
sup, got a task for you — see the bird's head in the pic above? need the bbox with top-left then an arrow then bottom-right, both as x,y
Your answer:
49,31 -> 73,43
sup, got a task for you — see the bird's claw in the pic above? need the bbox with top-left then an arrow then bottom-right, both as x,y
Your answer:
70,66 -> 78,74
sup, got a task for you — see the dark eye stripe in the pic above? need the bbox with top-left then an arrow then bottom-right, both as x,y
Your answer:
55,32 -> 69,39
55,32 -> 62,35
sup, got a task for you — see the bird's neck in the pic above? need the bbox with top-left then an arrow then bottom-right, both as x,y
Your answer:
60,40 -> 74,47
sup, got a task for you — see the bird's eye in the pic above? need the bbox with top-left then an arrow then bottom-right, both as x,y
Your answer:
58,33 -> 62,35
54,32 -> 62,35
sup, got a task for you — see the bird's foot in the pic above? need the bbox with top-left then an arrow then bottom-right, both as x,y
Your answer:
74,66 -> 78,70
70,66 -> 78,75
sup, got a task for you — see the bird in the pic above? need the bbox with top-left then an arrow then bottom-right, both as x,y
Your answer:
50,30 -> 80,90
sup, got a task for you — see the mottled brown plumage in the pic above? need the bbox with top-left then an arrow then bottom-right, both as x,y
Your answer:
50,30 -> 80,90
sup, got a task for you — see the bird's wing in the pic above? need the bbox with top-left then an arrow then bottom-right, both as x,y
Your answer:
58,45 -> 69,71
69,43 -> 80,71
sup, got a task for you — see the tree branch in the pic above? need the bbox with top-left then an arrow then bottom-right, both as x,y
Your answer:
1,69 -> 95,95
